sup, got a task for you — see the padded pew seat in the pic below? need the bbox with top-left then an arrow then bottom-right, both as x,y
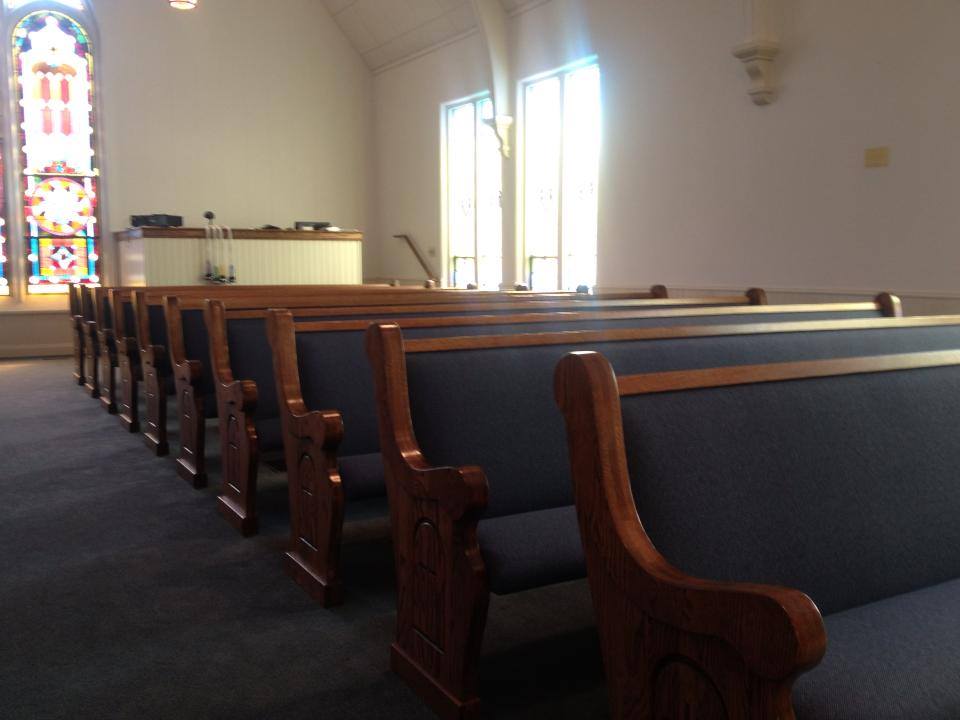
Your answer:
337,452 -> 385,501
794,578 -> 960,720
255,417 -> 283,453
251,418 -> 386,503
258,422 -> 382,475
478,505 -> 585,594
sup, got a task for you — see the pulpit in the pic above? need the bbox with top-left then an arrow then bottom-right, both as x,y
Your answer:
114,227 -> 363,286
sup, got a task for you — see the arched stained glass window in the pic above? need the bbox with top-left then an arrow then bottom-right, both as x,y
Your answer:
13,10 -> 100,294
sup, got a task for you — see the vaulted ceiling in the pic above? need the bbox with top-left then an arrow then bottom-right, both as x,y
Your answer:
323,0 -> 541,71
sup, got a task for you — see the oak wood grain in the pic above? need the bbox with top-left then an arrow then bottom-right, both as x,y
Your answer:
616,348 -> 960,396
555,351 -> 827,719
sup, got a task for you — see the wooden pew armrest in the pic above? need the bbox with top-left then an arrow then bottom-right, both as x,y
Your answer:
142,343 -> 170,372
393,449 -> 489,521
174,358 -> 202,386
609,537 -> 826,680
118,335 -> 139,359
555,350 -> 826,708
219,378 -> 258,414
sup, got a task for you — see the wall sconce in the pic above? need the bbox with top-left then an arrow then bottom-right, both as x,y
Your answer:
169,0 -> 198,9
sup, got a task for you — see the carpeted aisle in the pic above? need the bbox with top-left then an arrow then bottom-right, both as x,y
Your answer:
0,359 -> 608,719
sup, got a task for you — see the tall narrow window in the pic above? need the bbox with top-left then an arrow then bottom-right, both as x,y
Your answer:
0,153 -> 7,295
522,60 -> 600,291
444,95 -> 502,289
14,11 -> 100,294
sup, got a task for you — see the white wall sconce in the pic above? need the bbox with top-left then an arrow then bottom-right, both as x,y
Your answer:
733,0 -> 781,105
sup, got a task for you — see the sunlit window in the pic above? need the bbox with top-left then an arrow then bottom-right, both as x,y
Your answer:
443,95 -> 502,289
522,60 -> 600,291
0,154 -> 7,295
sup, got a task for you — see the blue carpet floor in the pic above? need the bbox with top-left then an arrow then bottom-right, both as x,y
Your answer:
0,358 -> 607,719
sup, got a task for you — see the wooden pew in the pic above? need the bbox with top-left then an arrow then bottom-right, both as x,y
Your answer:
362,308 -> 960,719
555,349 -> 960,719
104,284 -> 675,440
91,287 -> 120,412
165,294 -> 682,488
78,286 -> 100,397
267,295 -> 897,605
203,291 -> 760,536
68,283 -> 86,385
76,283 -> 662,389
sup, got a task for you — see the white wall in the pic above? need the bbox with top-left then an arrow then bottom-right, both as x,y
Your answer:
371,0 -> 960,310
97,0 -> 373,257
369,33 -> 489,281
1,0 -> 373,356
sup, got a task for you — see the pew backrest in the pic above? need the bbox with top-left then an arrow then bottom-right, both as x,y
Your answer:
203,291 -> 766,422
557,348 -> 960,617
280,300 -> 891,458
369,315 -> 960,520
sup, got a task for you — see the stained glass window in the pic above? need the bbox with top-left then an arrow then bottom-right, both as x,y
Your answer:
14,11 -> 100,294
522,60 -> 601,291
0,153 -> 7,296
444,95 -> 502,289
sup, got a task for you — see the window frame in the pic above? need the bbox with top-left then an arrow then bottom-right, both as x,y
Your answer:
440,90 -> 502,290
518,56 -> 601,292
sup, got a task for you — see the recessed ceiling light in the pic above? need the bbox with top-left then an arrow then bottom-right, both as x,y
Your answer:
169,0 -> 197,9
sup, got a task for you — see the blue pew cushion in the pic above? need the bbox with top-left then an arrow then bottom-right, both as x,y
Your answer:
793,578 -> 960,719
478,505 -> 584,594
337,452 -> 385,501
408,325 -> 960,521
255,416 -> 283,453
620,365 -> 960,615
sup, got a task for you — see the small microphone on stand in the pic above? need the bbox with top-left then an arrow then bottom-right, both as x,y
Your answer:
203,211 -> 216,282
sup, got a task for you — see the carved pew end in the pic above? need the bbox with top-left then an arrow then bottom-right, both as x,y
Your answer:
175,460 -> 207,490
143,433 -> 169,457
216,495 -> 259,537
283,553 -> 344,607
390,644 -> 481,720
100,358 -> 117,415
119,416 -> 140,434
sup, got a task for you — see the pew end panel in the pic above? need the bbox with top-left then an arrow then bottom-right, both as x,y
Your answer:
366,323 -> 491,720
111,290 -> 142,432
165,296 -> 208,487
94,288 -> 118,413
69,284 -> 85,385
77,285 -> 98,398
876,291 -> 902,317
267,309 -> 347,606
746,287 -> 767,305
79,287 -> 99,398
554,351 -> 827,719
71,312 -> 85,385
96,326 -> 117,413
206,299 -> 261,536
81,318 -> 100,398
133,291 -> 170,456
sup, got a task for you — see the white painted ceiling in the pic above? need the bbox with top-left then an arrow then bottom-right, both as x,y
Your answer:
323,0 -> 541,71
